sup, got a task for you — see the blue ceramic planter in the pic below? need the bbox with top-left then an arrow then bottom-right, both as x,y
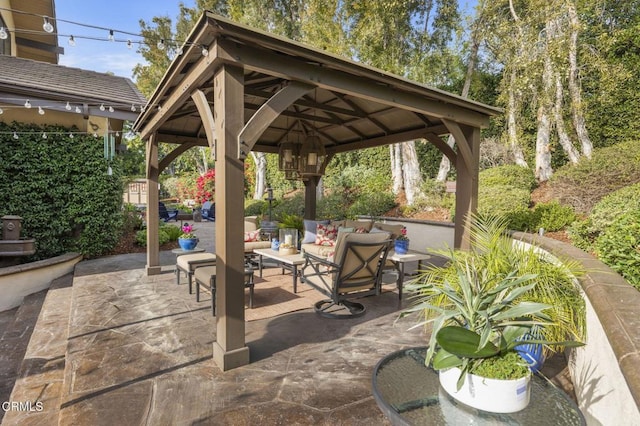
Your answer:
394,239 -> 409,254
178,238 -> 198,251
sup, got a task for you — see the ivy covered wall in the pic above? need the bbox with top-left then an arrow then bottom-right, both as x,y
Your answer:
0,122 -> 124,260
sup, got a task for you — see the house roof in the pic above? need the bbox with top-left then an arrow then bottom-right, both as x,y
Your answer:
0,55 -> 146,121
134,13 -> 501,156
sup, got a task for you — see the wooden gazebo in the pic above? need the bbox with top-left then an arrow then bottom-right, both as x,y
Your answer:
134,12 -> 500,371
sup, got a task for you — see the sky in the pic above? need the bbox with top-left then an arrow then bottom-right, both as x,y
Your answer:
56,0 -> 196,79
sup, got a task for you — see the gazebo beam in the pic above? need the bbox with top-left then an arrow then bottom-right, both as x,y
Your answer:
145,133 -> 161,275
191,89 -> 217,154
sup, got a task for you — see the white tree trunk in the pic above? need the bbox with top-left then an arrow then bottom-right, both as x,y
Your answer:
391,144 -> 403,194
554,72 -> 580,164
535,37 -> 554,182
251,151 -> 267,200
507,68 -> 529,167
436,135 -> 453,182
567,2 -> 592,159
402,141 -> 422,205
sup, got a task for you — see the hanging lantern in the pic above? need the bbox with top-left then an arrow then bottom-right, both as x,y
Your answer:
298,133 -> 326,176
278,141 -> 300,172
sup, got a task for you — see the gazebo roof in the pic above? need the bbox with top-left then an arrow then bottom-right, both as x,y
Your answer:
134,12 -> 500,155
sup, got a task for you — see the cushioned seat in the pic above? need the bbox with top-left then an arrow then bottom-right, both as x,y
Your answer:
175,252 -> 217,294
194,265 -> 255,316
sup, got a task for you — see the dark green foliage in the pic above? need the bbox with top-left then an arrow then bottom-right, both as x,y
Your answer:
135,228 -> 170,247
594,210 -> 640,289
479,165 -> 537,191
568,183 -> 640,252
272,193 -> 305,220
161,224 -> 182,240
244,199 -> 267,217
121,203 -> 144,233
0,122 -> 124,259
347,191 -> 396,219
478,185 -> 531,221
535,202 -> 577,232
317,193 -> 349,220
550,141 -> 640,213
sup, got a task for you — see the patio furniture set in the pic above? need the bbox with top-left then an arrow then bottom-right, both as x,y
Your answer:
173,215 -> 433,318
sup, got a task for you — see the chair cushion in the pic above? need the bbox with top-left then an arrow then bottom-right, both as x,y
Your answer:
176,253 -> 217,272
344,219 -> 373,232
194,266 -> 217,285
244,229 -> 261,242
244,240 -> 271,252
316,223 -> 339,246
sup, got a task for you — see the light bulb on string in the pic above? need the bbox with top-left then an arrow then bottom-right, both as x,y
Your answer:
75,106 -> 81,113
115,131 -> 120,137
24,99 -> 31,109
108,30 -> 115,42
38,106 -> 45,115
141,105 -> 146,112
107,166 -> 113,176
99,103 -> 105,111
93,132 -> 98,138
176,46 -> 183,56
68,35 -> 75,46
0,27 -> 8,40
65,101 -> 72,111
69,133 -> 74,139
108,106 -> 114,113
201,46 -> 209,57
130,104 -> 136,112
127,40 -> 132,49
13,132 -> 18,140
42,17 -> 54,33
157,39 -> 165,50
0,107 -> 3,115
42,132 -> 47,139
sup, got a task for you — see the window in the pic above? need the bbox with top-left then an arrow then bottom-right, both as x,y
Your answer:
0,15 -> 10,56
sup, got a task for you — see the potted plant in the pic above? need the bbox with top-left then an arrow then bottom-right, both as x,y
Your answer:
403,215 -> 585,413
394,226 -> 409,254
178,223 -> 198,250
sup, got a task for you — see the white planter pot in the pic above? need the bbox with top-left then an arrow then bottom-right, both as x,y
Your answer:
439,367 -> 531,413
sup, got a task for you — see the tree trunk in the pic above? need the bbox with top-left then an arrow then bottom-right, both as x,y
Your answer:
391,144 -> 403,194
535,35 -> 554,182
436,135 -> 453,181
251,151 -> 267,200
554,72 -> 580,164
507,68 -> 529,167
567,1 -> 592,159
402,141 -> 422,205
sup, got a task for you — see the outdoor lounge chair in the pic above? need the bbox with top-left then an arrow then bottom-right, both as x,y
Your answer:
201,201 -> 215,221
159,201 -> 178,222
300,231 -> 392,318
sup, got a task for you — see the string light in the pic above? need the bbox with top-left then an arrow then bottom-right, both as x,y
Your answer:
99,103 -> 105,111
127,39 -> 132,49
42,16 -> 54,33
41,132 -> 47,139
68,35 -> 75,46
0,27 -> 8,40
13,132 -> 19,140
130,104 -> 136,112
24,99 -> 31,109
65,101 -> 72,111
38,106 -> 45,115
108,29 -> 115,42
108,106 -> 114,113
0,107 -> 3,114
69,133 -> 74,139
201,46 -> 209,57
157,39 -> 165,50
75,106 -> 81,113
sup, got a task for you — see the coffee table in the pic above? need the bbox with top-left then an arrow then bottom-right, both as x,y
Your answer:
253,248 -> 305,293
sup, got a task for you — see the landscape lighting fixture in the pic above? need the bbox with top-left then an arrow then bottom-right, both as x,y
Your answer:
42,17 -> 54,33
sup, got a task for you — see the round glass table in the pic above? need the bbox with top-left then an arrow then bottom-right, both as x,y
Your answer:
372,347 -> 586,425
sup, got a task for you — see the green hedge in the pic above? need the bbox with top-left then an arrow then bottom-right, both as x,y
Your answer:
0,123 -> 124,259
594,210 -> 640,289
479,165 -> 537,191
568,183 -> 640,251
477,185 -> 531,221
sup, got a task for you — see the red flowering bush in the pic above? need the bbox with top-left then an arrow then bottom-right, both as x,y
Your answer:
196,169 -> 215,203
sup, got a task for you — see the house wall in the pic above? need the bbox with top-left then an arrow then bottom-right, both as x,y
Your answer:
0,0 -> 15,56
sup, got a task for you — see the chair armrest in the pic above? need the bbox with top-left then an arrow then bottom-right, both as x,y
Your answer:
303,251 -> 339,269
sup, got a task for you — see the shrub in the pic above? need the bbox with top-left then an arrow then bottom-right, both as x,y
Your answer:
161,224 -> 182,241
317,192 -> 349,219
478,185 -> 531,220
347,192 -> 396,218
272,193 -> 305,220
244,199 -> 266,217
135,228 -> 170,247
122,203 -> 144,233
479,165 -> 537,191
568,183 -> 640,250
594,210 -> 640,289
550,140 -> 640,213
535,201 -> 577,232
195,169 -> 215,203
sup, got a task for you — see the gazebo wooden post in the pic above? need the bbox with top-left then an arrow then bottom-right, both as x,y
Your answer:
212,64 -> 250,370
303,176 -> 320,220
146,132 -> 161,275
451,125 -> 481,250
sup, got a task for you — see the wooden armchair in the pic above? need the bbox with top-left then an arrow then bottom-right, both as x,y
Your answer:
300,232 -> 392,318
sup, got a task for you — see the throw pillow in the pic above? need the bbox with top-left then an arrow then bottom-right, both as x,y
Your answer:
244,229 -> 261,242
315,223 -> 339,246
302,219 -> 330,244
